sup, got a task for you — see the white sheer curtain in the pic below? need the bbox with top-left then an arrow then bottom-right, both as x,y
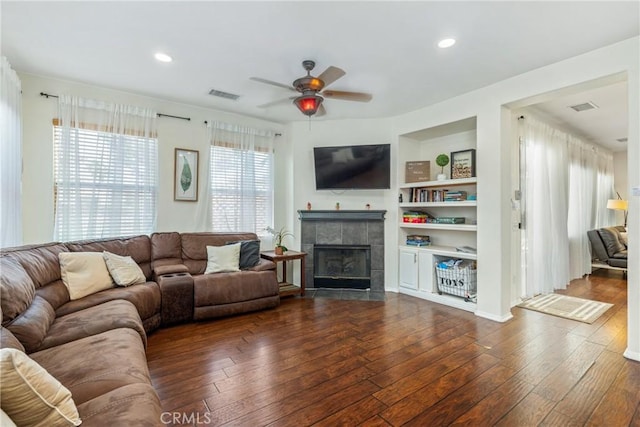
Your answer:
522,117 -> 570,297
199,121 -> 274,236
1,56 -> 23,247
54,95 -> 158,241
521,116 -> 614,297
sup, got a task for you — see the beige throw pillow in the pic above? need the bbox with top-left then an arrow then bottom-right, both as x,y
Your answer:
204,243 -> 241,274
59,252 -> 113,300
0,348 -> 81,426
103,251 -> 146,286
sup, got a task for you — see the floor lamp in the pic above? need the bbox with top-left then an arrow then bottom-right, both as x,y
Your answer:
607,198 -> 628,228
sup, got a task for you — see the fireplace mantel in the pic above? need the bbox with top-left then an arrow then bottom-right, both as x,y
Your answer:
298,210 -> 386,221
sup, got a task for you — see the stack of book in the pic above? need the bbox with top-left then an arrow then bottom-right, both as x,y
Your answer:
406,235 -> 431,246
444,190 -> 467,201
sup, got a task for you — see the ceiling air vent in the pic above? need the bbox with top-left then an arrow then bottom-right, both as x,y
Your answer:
208,89 -> 240,101
616,137 -> 628,143
568,101 -> 598,112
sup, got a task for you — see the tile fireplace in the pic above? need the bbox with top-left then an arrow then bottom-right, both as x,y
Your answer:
298,210 -> 386,291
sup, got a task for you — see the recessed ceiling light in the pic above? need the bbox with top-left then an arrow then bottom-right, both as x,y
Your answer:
438,38 -> 456,49
154,52 -> 173,63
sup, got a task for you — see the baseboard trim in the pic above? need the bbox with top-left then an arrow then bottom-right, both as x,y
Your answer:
475,310 -> 513,323
623,348 -> 640,362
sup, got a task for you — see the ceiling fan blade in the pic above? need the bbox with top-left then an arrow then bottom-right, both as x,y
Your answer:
321,90 -> 372,102
317,66 -> 346,87
250,77 -> 296,92
257,96 -> 296,109
316,104 -> 327,117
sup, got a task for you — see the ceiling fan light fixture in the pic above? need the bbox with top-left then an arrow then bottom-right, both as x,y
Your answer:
294,93 -> 324,116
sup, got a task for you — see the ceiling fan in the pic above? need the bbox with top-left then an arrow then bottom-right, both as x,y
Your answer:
250,60 -> 372,117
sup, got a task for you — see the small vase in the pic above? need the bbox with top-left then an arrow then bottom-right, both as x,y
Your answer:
437,173 -> 447,181
275,246 -> 284,255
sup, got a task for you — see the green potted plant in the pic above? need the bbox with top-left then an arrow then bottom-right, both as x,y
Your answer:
435,153 -> 449,181
266,226 -> 293,255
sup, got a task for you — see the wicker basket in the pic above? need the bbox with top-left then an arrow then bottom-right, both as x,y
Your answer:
435,262 -> 477,302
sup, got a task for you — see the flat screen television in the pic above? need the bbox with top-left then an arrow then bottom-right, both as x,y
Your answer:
313,144 -> 391,190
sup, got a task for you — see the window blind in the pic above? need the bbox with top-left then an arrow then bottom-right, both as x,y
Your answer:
209,144 -> 273,234
53,125 -> 157,241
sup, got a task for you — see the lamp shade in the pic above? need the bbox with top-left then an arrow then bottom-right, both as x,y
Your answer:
606,199 -> 628,210
293,93 -> 323,116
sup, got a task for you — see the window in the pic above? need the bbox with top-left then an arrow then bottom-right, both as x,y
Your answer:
53,124 -> 158,241
209,141 -> 273,234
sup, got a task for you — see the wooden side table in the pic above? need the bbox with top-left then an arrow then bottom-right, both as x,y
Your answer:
260,250 -> 307,297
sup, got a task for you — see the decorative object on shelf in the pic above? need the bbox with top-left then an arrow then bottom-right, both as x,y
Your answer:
405,161 -> 431,183
174,148 -> 199,201
335,202 -> 340,210
435,154 -> 449,181
450,149 -> 476,179
307,202 -> 312,210
265,226 -> 293,255
406,235 -> 430,246
399,193 -> 403,203
366,203 -> 371,210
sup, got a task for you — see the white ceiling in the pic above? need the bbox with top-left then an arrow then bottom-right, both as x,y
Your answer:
2,1 -> 638,145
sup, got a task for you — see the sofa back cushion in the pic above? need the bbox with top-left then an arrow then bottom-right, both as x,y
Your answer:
0,257 -> 36,325
181,232 -> 258,274
65,235 -> 152,279
598,227 -> 626,257
5,295 -> 56,353
2,243 -> 68,290
150,232 -> 183,267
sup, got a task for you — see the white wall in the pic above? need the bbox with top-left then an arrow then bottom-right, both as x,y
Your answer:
390,36 -> 639,327
286,118 -> 396,289
19,73 -> 284,244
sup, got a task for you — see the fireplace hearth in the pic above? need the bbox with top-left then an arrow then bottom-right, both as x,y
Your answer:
314,245 -> 371,289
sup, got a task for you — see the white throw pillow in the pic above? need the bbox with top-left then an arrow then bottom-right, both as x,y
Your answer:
59,252 -> 114,300
103,251 -> 146,286
0,348 -> 81,426
204,243 -> 241,274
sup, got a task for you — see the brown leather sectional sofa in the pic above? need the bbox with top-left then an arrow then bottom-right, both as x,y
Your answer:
0,232 -> 279,426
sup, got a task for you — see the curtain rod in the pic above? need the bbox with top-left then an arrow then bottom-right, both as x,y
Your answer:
39,92 -> 191,121
203,120 -> 282,136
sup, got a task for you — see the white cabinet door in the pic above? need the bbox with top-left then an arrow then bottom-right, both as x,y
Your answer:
418,251 -> 433,292
399,248 -> 418,290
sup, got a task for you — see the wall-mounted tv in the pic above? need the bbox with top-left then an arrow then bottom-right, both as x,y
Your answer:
313,144 -> 391,190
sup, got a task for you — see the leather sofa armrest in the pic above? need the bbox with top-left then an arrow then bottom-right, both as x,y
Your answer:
154,264 -> 189,278
248,259 -> 276,272
156,273 -> 193,326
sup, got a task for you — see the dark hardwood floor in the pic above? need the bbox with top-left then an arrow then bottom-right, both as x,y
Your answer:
147,269 -> 639,426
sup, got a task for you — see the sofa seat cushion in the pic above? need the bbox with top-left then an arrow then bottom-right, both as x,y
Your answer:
193,270 -> 278,307
30,328 -> 154,407
612,250 -> 628,259
608,258 -> 628,268
55,281 -> 160,322
38,300 -> 146,351
0,327 -> 25,352
75,383 -> 161,427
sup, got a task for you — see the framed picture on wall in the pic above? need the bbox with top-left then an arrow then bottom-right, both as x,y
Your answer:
174,148 -> 199,201
450,149 -> 476,179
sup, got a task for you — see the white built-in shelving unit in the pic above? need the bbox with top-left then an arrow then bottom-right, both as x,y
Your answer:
397,118 -> 478,312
